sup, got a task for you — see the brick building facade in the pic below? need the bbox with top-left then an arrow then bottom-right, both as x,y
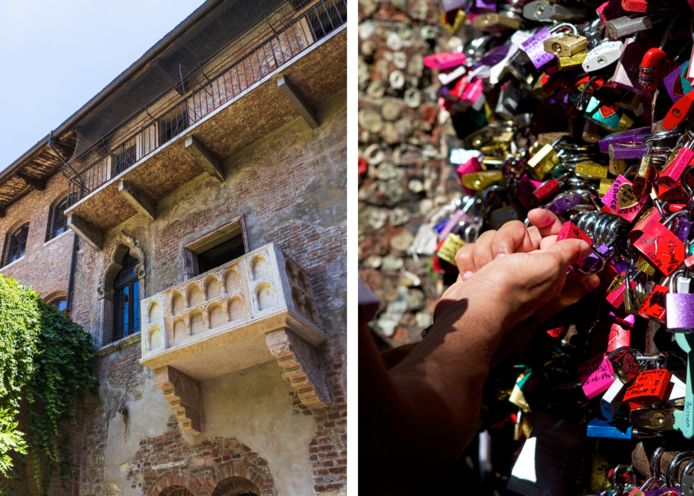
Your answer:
0,1 -> 346,495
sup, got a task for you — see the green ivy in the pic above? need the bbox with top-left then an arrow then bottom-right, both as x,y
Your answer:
0,275 -> 96,493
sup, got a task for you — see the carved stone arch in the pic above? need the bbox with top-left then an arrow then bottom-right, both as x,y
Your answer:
212,477 -> 260,496
209,460 -> 276,496
97,232 -> 146,347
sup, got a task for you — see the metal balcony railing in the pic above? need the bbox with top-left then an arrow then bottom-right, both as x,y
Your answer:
65,0 -> 346,207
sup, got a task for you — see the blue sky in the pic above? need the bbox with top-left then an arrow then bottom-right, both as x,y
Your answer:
0,1 -> 206,170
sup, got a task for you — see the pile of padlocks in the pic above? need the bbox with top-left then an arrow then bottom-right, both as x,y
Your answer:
426,0 -> 694,494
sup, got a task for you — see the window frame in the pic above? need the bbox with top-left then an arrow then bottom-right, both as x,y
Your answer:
183,215 -> 248,280
46,194 -> 76,241
112,254 -> 141,342
3,223 -> 29,266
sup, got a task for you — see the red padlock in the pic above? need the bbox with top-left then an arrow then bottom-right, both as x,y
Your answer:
638,284 -> 668,322
623,369 -> 672,410
664,92 -> 694,130
557,221 -> 593,246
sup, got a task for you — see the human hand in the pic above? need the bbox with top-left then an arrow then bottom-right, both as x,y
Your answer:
437,238 -> 598,335
454,208 -> 564,279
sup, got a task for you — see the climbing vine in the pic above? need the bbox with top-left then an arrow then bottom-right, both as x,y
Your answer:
0,275 -> 96,492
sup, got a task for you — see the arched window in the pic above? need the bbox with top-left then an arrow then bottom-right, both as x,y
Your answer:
47,194 -> 76,241
48,297 -> 68,313
113,253 -> 140,341
3,223 -> 29,266
212,477 -> 260,496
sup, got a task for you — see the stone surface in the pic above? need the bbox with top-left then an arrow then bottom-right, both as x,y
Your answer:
358,0 -> 457,347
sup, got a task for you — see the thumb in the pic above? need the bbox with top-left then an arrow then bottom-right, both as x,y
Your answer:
545,239 -> 591,267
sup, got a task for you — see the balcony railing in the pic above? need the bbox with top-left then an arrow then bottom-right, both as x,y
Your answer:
140,243 -> 323,371
65,0 -> 346,207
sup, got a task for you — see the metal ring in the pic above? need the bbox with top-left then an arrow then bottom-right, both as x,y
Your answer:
666,451 -> 694,487
651,446 -> 667,478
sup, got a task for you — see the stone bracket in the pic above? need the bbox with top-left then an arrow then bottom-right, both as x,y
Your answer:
118,180 -> 156,220
277,76 -> 319,129
184,136 -> 225,183
266,328 -> 330,410
154,366 -> 203,436
67,214 -> 104,250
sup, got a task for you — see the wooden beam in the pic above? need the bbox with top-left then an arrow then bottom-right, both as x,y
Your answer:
118,180 -> 156,221
67,215 -> 103,251
277,76 -> 319,129
184,136 -> 224,182
16,171 -> 46,191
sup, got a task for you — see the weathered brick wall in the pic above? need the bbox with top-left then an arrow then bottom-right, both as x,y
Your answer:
67,98 -> 346,495
0,173 -> 74,300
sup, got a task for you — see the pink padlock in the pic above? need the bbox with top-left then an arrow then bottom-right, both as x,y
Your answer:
656,146 -> 694,192
460,79 -> 485,110
423,52 -> 468,71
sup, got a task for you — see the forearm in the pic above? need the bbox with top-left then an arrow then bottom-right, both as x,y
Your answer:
388,297 -> 504,465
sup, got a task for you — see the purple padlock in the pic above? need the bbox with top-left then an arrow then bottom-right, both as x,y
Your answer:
666,270 -> 694,332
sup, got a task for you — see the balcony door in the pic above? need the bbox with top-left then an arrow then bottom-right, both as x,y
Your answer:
113,253 -> 140,341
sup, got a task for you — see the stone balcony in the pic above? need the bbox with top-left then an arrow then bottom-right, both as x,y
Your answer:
139,243 -> 330,435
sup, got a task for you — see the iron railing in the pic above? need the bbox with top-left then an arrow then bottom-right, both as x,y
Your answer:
65,0 -> 346,206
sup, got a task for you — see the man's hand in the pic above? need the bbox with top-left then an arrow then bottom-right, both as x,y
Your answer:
438,238 -> 596,335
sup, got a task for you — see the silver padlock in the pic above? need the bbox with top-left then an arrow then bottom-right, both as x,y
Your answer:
606,16 -> 653,39
666,269 -> 694,332
522,0 -> 584,22
681,457 -> 694,496
582,41 -> 624,72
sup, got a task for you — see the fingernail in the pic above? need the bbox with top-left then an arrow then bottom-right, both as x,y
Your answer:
578,240 -> 591,252
463,271 -> 474,281
495,252 -> 507,259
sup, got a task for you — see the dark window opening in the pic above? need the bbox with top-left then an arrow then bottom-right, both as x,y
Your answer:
197,235 -> 246,274
49,298 -> 68,313
4,224 -> 29,266
184,218 -> 248,279
113,254 -> 140,342
112,143 -> 137,176
47,194 -> 77,241
158,105 -> 189,146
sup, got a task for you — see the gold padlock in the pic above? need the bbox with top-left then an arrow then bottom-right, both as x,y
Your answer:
471,12 -> 522,31
608,158 -> 627,176
575,161 -> 609,180
558,51 -> 587,70
543,34 -> 588,57
461,170 -> 503,191
527,144 -> 559,179
599,178 -> 615,196
439,10 -> 466,34
436,233 -> 464,266
635,257 -> 656,277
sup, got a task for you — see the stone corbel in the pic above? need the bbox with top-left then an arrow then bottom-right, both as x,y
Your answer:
154,366 -> 203,436
265,328 -> 330,410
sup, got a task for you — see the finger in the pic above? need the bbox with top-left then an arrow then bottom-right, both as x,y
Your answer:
455,244 -> 476,274
545,239 -> 591,267
528,208 -> 563,237
527,226 -> 543,249
539,234 -> 558,251
473,230 -> 497,271
493,220 -> 535,255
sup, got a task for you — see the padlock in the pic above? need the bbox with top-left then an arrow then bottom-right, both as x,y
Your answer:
586,97 -> 634,132
461,170 -> 503,191
527,143 -> 559,179
522,1 -> 585,22
575,161 -> 609,180
471,12 -> 522,32
629,407 -> 676,431
587,418 -> 634,439
663,91 -> 694,130
639,284 -> 668,322
436,232 -> 464,267
621,0 -> 648,12
423,52 -> 468,71
601,378 -> 626,420
638,47 -> 669,93
606,16 -> 653,40
583,41 -> 624,72
578,354 -> 615,399
623,368 -> 672,410
543,34 -> 588,58
608,347 -> 641,383
666,269 -> 694,332
558,51 -> 588,70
